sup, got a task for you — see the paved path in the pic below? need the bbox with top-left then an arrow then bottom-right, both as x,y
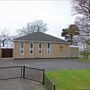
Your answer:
0,58 -> 90,71
0,58 -> 90,90
0,79 -> 44,90
0,58 -> 45,90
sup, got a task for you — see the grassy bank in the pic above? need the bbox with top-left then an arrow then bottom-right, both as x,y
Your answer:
46,70 -> 90,90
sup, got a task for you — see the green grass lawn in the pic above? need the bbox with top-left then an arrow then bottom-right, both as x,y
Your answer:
80,58 -> 90,62
46,70 -> 90,90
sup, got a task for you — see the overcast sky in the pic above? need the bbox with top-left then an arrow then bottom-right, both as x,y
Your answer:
0,0 -> 76,38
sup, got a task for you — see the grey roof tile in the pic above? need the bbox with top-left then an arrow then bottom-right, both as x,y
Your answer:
14,32 -> 67,43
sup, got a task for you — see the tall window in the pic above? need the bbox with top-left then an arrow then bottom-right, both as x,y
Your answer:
20,42 -> 24,54
47,43 -> 51,54
38,43 -> 42,54
30,43 -> 33,54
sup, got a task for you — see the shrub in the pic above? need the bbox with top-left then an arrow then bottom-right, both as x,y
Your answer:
80,50 -> 90,59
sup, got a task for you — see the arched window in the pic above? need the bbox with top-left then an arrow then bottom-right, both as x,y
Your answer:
20,42 -> 24,54
39,43 -> 41,48
38,43 -> 42,54
47,43 -> 51,54
30,43 -> 33,54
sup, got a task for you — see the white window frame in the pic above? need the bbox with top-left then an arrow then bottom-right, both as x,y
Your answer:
38,43 -> 42,54
47,43 -> 51,54
20,42 -> 24,54
29,43 -> 34,54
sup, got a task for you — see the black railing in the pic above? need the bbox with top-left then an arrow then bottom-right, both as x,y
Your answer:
24,66 -> 44,83
0,66 -> 22,80
44,74 -> 55,90
0,65 -> 56,90
0,66 -> 44,83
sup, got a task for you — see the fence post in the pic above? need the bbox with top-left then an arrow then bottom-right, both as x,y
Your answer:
23,66 -> 25,79
43,69 -> 45,85
54,85 -> 55,90
21,66 -> 23,78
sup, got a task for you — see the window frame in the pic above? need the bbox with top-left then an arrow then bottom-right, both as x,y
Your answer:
29,43 -> 34,54
47,43 -> 51,54
38,43 -> 42,54
20,42 -> 24,54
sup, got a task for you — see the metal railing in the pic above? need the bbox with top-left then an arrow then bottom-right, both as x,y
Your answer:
23,66 -> 44,83
0,66 -> 23,80
0,65 -> 56,90
44,74 -> 55,90
0,66 -> 44,83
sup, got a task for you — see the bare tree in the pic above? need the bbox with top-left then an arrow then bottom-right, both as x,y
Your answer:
72,0 -> 90,43
0,30 -> 14,47
72,0 -> 90,59
72,0 -> 90,17
75,17 -> 90,35
72,0 -> 90,35
17,20 -> 48,36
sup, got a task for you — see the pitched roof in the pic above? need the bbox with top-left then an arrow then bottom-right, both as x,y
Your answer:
14,32 -> 67,43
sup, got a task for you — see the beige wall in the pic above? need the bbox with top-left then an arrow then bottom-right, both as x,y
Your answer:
0,48 -> 2,58
69,47 -> 79,58
13,41 -> 70,59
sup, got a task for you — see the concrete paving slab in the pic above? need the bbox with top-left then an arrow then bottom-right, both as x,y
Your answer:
0,79 -> 44,90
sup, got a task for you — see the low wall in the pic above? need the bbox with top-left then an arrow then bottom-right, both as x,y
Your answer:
69,46 -> 79,58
